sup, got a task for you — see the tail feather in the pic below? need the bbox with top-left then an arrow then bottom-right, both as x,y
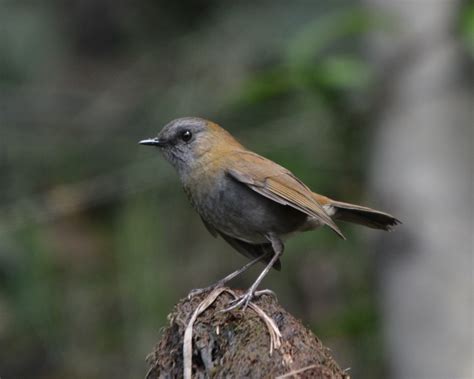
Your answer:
311,193 -> 400,231
329,200 -> 401,231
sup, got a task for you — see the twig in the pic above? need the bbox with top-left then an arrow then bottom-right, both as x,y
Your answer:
183,287 -> 228,379
248,301 -> 282,354
276,364 -> 323,378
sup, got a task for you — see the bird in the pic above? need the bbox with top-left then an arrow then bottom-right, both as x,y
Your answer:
139,117 -> 400,310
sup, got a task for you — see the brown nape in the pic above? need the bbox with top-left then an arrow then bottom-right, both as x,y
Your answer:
330,200 -> 401,231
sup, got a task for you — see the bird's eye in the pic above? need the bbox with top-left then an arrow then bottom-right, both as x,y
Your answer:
180,130 -> 192,142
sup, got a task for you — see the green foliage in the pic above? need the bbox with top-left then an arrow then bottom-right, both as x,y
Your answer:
237,9 -> 380,107
461,2 -> 474,57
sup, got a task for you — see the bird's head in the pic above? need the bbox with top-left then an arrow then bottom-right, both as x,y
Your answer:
139,117 -> 243,176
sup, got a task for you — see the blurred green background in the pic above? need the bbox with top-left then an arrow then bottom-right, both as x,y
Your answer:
1,1 -> 472,378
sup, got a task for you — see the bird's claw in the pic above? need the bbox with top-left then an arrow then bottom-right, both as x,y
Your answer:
221,291 -> 254,312
187,288 -> 205,299
187,283 -> 223,299
254,289 -> 277,299
220,288 -> 275,313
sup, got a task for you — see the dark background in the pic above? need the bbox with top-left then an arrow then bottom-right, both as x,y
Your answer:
1,1 -> 472,378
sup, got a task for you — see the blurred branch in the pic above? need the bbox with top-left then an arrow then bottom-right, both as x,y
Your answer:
0,159 -> 170,235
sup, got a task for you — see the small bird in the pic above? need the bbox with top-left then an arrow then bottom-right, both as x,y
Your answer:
140,117 -> 400,309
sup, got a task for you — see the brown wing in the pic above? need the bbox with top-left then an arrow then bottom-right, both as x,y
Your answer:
226,150 -> 345,239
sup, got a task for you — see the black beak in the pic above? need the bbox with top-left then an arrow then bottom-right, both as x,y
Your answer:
138,137 -> 166,147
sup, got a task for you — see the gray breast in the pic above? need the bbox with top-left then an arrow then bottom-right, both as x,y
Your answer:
191,172 -> 307,243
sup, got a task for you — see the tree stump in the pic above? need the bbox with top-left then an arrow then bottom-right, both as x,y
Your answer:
146,287 -> 349,378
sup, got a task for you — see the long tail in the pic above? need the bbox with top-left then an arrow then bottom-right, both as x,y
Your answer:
313,194 -> 401,231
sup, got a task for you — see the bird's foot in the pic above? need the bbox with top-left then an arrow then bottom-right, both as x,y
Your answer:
221,288 -> 276,312
222,291 -> 253,312
254,288 -> 277,299
187,283 -> 223,299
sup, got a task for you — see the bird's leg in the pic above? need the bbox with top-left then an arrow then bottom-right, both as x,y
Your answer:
188,253 -> 268,298
223,233 -> 283,311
